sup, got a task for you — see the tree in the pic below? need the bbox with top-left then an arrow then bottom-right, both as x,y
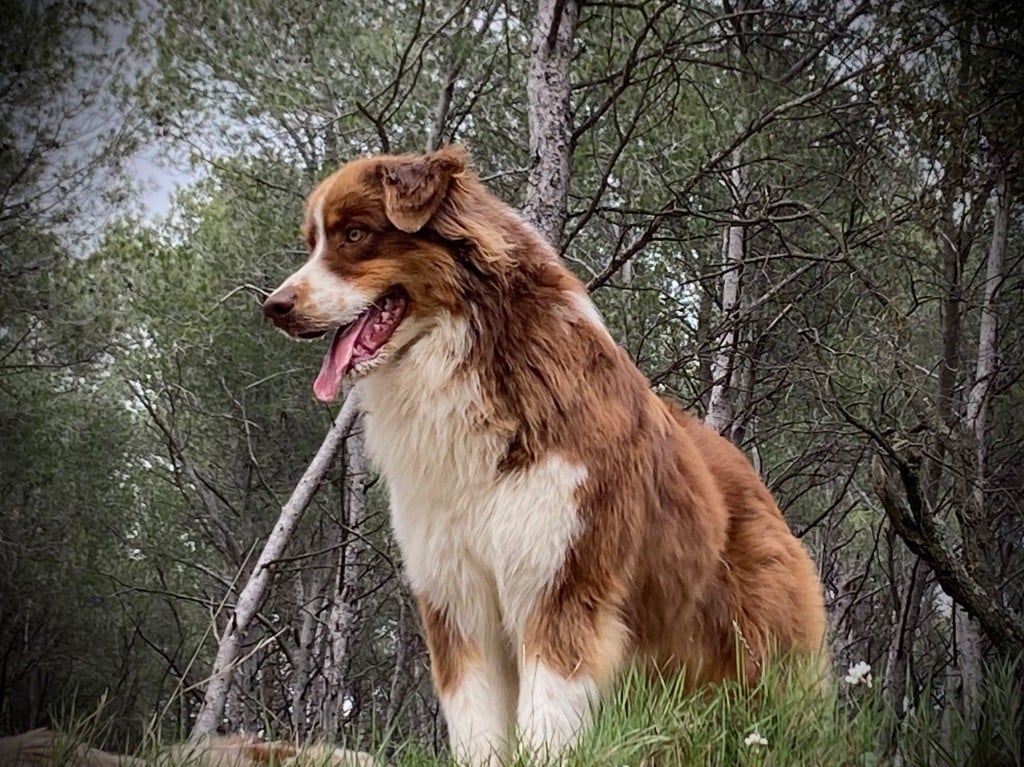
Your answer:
523,0 -> 578,244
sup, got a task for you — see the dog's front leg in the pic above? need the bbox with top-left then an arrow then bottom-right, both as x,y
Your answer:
418,596 -> 516,767
516,602 -> 629,761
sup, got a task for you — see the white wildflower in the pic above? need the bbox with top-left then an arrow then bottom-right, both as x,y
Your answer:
844,661 -> 873,688
744,732 -> 769,747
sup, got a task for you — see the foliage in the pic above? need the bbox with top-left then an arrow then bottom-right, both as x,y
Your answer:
27,658 -> 1024,766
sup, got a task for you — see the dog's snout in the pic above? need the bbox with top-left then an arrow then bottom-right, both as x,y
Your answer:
263,288 -> 297,319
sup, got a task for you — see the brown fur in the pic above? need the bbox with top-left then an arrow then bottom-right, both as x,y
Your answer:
279,146 -> 827,744
417,596 -> 479,696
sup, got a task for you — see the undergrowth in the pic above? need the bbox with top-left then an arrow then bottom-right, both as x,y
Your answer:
37,658 -> 1023,767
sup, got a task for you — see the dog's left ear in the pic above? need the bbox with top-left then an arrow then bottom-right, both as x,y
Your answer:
379,147 -> 466,233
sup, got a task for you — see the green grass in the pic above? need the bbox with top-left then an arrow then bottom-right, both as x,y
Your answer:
515,663 -> 881,767
384,658 -> 1021,767
33,659 -> 1024,766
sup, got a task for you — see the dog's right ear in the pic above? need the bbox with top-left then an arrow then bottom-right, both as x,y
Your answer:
378,147 -> 466,233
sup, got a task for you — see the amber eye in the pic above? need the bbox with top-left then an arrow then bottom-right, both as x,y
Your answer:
345,228 -> 366,243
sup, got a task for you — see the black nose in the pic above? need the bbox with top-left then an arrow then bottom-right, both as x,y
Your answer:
263,289 -> 296,319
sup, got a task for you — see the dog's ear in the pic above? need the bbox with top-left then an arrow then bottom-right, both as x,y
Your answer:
379,147 -> 466,233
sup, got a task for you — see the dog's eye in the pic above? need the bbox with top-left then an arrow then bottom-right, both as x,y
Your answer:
345,228 -> 366,243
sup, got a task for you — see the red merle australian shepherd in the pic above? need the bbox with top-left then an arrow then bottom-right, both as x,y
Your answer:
262,147 -> 827,766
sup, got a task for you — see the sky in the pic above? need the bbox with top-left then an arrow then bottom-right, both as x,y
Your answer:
40,3 -> 195,228
129,143 -> 191,221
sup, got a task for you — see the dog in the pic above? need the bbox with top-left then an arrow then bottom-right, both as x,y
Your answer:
0,729 -> 378,767
262,146 -> 827,766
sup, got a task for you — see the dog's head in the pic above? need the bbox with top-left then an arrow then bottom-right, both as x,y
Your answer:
263,146 -> 515,402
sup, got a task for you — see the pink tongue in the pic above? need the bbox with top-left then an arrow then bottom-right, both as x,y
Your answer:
313,313 -> 371,403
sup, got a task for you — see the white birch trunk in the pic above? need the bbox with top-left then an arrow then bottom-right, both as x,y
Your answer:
523,0 -> 579,247
965,166 -> 1007,479
705,150 -> 748,435
957,165 -> 1009,725
191,390 -> 361,738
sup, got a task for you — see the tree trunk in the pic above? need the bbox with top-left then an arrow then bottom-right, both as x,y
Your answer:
964,164 -> 1008,523
427,63 -> 457,152
955,164 -> 1009,725
384,589 -> 422,733
523,0 -> 579,247
870,452 -> 1024,654
879,556 -> 926,758
955,607 -> 984,727
291,572 -> 326,737
883,557 -> 924,717
321,421 -> 369,735
705,148 -> 748,436
191,391 -> 361,738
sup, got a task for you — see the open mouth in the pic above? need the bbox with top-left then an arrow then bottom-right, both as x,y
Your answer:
312,288 -> 408,402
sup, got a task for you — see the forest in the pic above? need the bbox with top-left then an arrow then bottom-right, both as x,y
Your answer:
1,0 -> 1022,765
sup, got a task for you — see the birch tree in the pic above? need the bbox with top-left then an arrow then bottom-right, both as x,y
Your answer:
956,162 -> 1012,723
703,0 -> 756,437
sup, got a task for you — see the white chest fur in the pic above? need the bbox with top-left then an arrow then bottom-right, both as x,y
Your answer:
359,315 -> 586,643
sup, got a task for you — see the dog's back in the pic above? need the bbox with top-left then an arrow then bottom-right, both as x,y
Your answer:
655,406 -> 827,684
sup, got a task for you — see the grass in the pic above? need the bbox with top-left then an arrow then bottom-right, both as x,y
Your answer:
388,659 -> 1022,767
558,665 -> 878,767
32,659 -> 1024,766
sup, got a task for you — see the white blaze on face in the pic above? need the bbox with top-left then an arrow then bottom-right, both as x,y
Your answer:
289,256 -> 370,319
311,193 -> 327,261
273,195 -> 371,321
